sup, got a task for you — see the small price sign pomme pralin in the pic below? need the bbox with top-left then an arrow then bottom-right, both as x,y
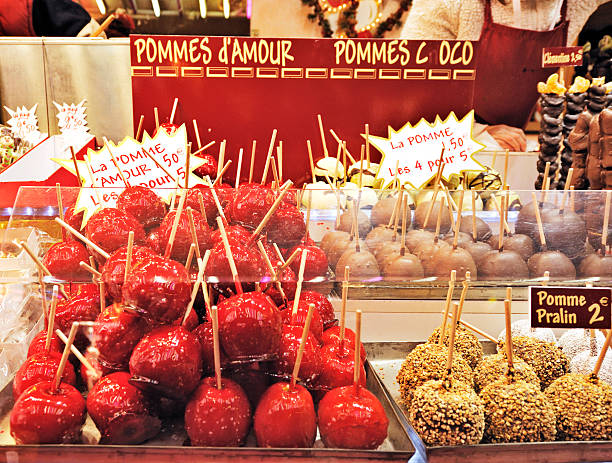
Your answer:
529,286 -> 612,329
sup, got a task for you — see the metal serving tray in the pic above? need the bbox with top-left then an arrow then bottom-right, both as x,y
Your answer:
365,341 -> 612,463
0,361 -> 414,462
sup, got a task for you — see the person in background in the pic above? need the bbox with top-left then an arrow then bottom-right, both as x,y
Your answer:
401,0 -> 609,151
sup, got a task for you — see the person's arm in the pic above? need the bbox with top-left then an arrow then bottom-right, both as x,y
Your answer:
399,0 -> 460,40
31,0 -> 92,36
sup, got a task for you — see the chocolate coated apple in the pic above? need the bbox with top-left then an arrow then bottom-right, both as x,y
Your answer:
382,253 -> 424,281
337,208 -> 372,238
42,241 -> 90,281
487,234 -> 534,261
414,201 -> 452,234
458,215 -> 492,241
527,251 -> 576,279
116,186 -> 166,230
13,351 -> 77,400
405,229 -> 436,253
432,246 -> 477,280
335,248 -> 380,281
365,226 -> 399,255
478,250 -> 529,280
320,230 -> 352,268
578,253 -> 612,278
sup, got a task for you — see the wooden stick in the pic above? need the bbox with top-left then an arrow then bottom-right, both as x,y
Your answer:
306,140 -> 316,182
257,241 -> 287,303
400,195 -> 409,256
291,249 -> 309,317
142,146 -> 178,183
45,286 -> 59,351
502,149 -> 510,190
330,129 -> 357,164
291,303 -> 315,388
489,194 -> 511,234
471,191 -> 478,241
247,180 -> 294,245
280,248 -> 301,272
217,140 -> 226,183
352,200 -> 361,252
603,191 -> 612,253
55,183 -> 64,223
531,192 -> 547,251
278,141 -> 283,184
55,329 -> 97,377
211,305 -> 222,390
540,162 -> 551,202
183,257 -> 205,325
592,327 -> 612,377
124,231 -> 134,286
354,309 -> 362,387
99,279 -> 105,312
235,148 -> 244,189
185,143 -> 191,189
272,243 -> 285,263
365,123 -> 370,167
92,12 -> 117,37
212,161 -> 232,187
393,188 -> 403,237
445,302 -> 460,375
136,115 -> 145,141
443,186 -> 456,231
216,216 -> 243,294
186,208 -> 202,261
39,272 -> 48,321
192,119 -> 202,150
570,186 -> 575,212
53,322 -> 78,393
317,114 -> 328,157
69,146 -> 82,182
456,272 -> 471,321
270,155 -> 280,188
154,107 -> 159,130
164,191 -> 186,259
422,161 -> 446,229
453,190 -> 465,250
185,243 -> 196,270
198,250 -> 212,307
491,151 -> 498,170
443,315 -> 498,343
433,196 -> 445,242
79,261 -> 101,279
191,140 -> 216,158
504,298 -> 514,370
169,97 -> 179,125
249,140 -> 256,184
439,270 -> 456,345
559,168 -> 574,214
261,129 -> 278,184
340,266 -> 349,348
498,193 -> 505,251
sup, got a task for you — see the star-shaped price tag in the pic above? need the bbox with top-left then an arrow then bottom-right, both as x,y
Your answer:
3,104 -> 45,145
53,100 -> 90,145
368,111 -> 486,189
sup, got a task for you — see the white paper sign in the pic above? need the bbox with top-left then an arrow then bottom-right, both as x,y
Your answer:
368,111 -> 486,189
54,100 -> 90,145
3,104 -> 45,145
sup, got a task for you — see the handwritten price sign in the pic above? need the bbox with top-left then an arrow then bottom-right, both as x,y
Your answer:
54,100 -> 90,146
3,104 -> 43,142
542,46 -> 583,68
369,111 -> 485,189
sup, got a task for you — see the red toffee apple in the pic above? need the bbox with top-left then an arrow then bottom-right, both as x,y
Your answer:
53,286 -> 100,336
300,290 -> 336,328
193,153 -> 218,179
63,207 -> 84,239
184,377 -> 252,447
206,242 -> 265,285
122,255 -> 191,323
318,385 -> 389,449
145,227 -> 163,254
192,321 -> 228,376
216,291 -> 282,361
87,372 -> 161,444
227,366 -> 270,410
230,184 -> 275,229
210,224 -> 253,246
317,343 -> 366,392
10,381 -> 86,444
92,304 -> 149,370
27,330 -> 62,358
42,241 -> 90,281
86,208 -> 146,258
288,244 -> 329,280
265,266 -> 297,306
101,245 -> 157,302
13,351 -> 77,400
116,186 -> 166,230
275,325 -> 322,384
281,301 -> 324,343
265,206 -> 306,248
322,326 -> 366,362
157,122 -> 179,135
159,208 -> 213,262
253,382 -> 317,448
129,325 -> 203,400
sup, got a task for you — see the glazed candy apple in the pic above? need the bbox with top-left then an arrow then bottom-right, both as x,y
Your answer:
27,330 -> 62,358
193,153 -> 218,179
116,186 -> 166,230
54,285 -> 100,336
184,377 -> 252,447
92,304 -> 149,370
101,245 -> 157,302
281,301 -> 324,342
159,208 -> 213,262
230,184 -> 275,229
317,343 -> 366,393
254,382 -> 317,448
216,291 -> 282,361
288,244 -> 329,280
206,242 -> 265,286
322,326 -> 366,362
87,372 -> 161,444
227,366 -> 270,409
64,206 -> 84,234
157,122 -> 178,135
264,265 -> 297,306
210,224 -> 253,246
145,227 -> 163,254
276,325 -> 322,384
318,385 -> 389,449
129,325 -> 203,400
10,381 -> 86,444
86,208 -> 145,258
266,206 -> 306,248
192,320 -> 228,375
122,255 -> 191,323
13,351 -> 77,400
300,290 -> 336,328
42,241 -> 90,281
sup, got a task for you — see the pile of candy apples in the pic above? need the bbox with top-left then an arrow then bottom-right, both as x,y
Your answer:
9,182 -> 388,449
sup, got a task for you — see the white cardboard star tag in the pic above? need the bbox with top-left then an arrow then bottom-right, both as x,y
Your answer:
3,104 -> 45,145
53,100 -> 90,145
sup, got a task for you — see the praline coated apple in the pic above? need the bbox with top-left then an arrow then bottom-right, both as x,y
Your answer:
287,244 -> 329,280
276,325 -> 322,383
320,230 -> 352,268
216,291 -> 282,361
27,330 -> 62,358
335,249 -> 380,281
86,208 -> 146,258
318,385 -> 389,449
184,377 -> 252,447
122,256 -> 191,323
129,325 -> 203,399
116,186 -> 166,230
432,246 -> 478,280
159,208 -> 213,262
322,326 -> 366,362
527,251 -> 576,279
578,253 -> 612,278
487,234 -> 534,261
458,215 -> 492,241
87,371 -> 161,444
300,290 -> 336,328
101,245 -> 157,302
371,196 -> 401,228
337,209 -> 372,238
382,253 -> 425,281
405,229 -> 436,253
42,241 -> 90,281
414,201 -> 452,234
365,226 -> 399,255
10,381 -> 86,444
254,382 -> 317,448
13,351 -> 77,400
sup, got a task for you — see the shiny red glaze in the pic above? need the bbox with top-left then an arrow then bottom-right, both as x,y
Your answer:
185,377 -> 251,447
87,371 -> 161,444
122,256 -> 191,323
300,291 -> 336,328
10,381 -> 86,444
230,184 -> 275,229
322,326 -> 366,362
264,266 -> 297,306
86,208 -> 146,258
281,301 -> 323,342
185,187 -> 218,226
215,184 -> 235,208
157,122 -> 178,135
206,242 -> 265,285
253,382 -> 316,448
276,325 -> 322,384
210,224 -> 253,245
145,227 -> 164,254
54,288 -> 100,336
172,307 -> 199,331
288,244 -> 329,280
27,330 -> 62,358
193,153 -> 218,179
159,208 -> 213,262
64,207 -> 84,235
192,320 -> 228,375
318,385 -> 389,449
101,245 -> 157,302
317,343 -> 366,393
266,206 -> 306,248
42,241 -> 90,281
13,352 -> 77,400
79,348 -> 113,390
93,304 -> 149,370
217,291 -> 282,360
227,366 -> 270,410
129,325 -> 203,399
117,186 -> 166,230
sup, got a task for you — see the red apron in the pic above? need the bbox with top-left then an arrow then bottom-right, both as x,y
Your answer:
473,0 -> 569,128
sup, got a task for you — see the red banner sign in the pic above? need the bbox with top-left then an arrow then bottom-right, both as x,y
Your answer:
542,46 -> 583,68
130,36 -> 477,185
